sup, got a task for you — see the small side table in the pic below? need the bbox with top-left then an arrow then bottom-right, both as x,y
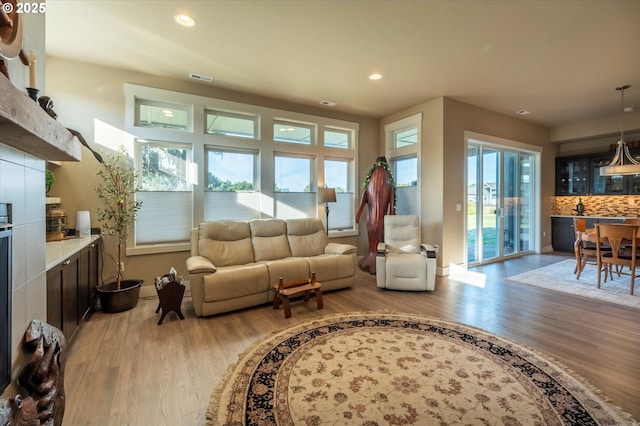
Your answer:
273,272 -> 323,319
155,279 -> 185,325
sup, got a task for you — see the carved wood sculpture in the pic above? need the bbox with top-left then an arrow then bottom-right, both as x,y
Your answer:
355,156 -> 395,274
0,320 -> 67,426
0,0 -> 28,80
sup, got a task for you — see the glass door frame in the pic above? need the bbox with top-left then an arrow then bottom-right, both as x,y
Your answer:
464,132 -> 541,267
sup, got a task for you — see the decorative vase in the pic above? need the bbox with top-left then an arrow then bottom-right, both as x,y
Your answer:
97,279 -> 143,313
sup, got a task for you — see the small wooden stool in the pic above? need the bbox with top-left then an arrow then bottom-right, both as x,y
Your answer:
273,272 -> 323,318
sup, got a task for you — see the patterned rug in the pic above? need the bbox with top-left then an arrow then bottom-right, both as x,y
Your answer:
207,312 -> 635,425
507,259 -> 640,309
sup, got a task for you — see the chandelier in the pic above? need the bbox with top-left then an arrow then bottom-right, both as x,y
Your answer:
600,84 -> 640,176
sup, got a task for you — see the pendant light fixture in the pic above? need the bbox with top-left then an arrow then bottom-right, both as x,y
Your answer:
600,84 -> 640,176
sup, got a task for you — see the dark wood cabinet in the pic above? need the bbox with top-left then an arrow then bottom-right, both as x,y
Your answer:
555,156 -> 589,195
556,151 -> 640,196
47,237 -> 101,342
552,217 -> 623,252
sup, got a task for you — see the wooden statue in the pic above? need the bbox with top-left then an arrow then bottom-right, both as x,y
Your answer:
0,320 -> 67,426
356,156 -> 395,274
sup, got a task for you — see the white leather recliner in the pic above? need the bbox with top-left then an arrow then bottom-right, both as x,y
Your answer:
376,215 -> 436,291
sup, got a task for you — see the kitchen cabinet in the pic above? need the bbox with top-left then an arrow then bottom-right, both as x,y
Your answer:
556,150 -> 640,196
46,237 -> 101,341
555,156 -> 589,195
551,217 -> 623,252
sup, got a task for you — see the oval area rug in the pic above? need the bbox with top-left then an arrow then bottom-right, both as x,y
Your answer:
207,312 -> 635,425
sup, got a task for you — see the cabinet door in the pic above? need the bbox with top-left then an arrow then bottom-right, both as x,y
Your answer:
78,239 -> 100,320
62,254 -> 80,341
551,217 -> 576,252
46,265 -> 63,332
590,155 -> 626,195
556,157 -> 589,195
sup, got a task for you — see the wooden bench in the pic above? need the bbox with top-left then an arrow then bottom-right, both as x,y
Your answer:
273,272 -> 323,318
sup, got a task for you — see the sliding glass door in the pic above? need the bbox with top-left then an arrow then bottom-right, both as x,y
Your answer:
467,141 -> 535,265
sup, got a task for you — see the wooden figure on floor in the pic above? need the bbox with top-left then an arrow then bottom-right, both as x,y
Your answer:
356,156 -> 396,274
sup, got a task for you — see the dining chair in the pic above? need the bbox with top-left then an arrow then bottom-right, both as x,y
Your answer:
595,223 -> 640,295
624,218 -> 640,225
573,218 -> 611,279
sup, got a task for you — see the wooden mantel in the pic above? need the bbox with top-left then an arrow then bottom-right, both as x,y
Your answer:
0,76 -> 80,161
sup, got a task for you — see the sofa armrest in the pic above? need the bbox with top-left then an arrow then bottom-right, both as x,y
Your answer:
324,242 -> 357,255
377,242 -> 386,255
186,256 -> 217,274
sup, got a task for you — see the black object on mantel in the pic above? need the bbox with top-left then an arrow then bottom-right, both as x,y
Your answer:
573,198 -> 586,216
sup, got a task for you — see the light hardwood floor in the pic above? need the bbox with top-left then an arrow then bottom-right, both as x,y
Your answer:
62,253 -> 640,425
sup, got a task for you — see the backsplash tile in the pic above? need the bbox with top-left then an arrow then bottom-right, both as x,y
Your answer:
552,195 -> 640,216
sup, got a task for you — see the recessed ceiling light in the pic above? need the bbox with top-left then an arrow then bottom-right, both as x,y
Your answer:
369,73 -> 383,81
516,109 -> 530,115
174,14 -> 196,27
320,100 -> 337,107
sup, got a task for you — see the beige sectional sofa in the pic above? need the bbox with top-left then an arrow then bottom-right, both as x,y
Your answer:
186,218 -> 357,317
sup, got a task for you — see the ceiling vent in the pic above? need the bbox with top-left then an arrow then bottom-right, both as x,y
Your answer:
189,73 -> 213,83
515,109 -> 530,115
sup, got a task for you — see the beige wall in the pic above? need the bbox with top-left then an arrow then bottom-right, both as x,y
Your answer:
45,57 -> 379,288
381,97 -> 553,272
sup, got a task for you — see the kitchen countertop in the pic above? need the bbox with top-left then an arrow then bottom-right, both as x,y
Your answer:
46,235 -> 100,271
551,215 -> 636,219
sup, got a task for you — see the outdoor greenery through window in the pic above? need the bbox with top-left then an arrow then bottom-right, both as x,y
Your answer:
134,140 -> 193,245
126,83 -> 359,252
207,150 -> 255,191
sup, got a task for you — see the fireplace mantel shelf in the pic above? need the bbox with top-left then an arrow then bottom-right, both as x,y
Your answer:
0,76 -> 80,161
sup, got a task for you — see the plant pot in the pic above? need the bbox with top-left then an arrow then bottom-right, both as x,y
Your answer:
97,279 -> 143,313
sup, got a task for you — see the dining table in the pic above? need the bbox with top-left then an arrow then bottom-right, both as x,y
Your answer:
574,224 -> 640,276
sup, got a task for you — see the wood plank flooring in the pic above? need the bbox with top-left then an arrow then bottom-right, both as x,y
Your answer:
62,253 -> 640,425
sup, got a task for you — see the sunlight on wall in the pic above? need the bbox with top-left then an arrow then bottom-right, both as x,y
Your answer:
93,118 -> 135,156
447,263 -> 486,288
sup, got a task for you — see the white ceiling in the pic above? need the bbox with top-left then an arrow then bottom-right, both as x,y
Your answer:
45,1 -> 640,129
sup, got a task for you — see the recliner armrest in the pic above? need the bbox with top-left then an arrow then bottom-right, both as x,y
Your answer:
420,244 -> 437,258
324,242 -> 357,255
186,256 -> 217,275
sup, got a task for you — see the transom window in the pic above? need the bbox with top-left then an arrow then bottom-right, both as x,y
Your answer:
324,129 -> 350,149
394,126 -> 417,148
205,110 -> 257,139
136,99 -> 191,131
274,121 -> 313,145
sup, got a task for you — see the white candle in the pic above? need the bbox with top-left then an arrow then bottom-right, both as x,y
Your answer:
29,51 -> 36,88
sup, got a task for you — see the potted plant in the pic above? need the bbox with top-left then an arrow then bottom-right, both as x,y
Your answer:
95,146 -> 143,313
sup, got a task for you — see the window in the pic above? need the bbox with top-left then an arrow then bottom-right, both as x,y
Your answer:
136,100 -> 190,131
324,159 -> 354,230
205,149 -> 260,221
385,113 -> 422,215
205,110 -> 257,139
324,129 -> 349,149
275,155 -> 314,219
394,126 -> 417,148
125,83 -> 359,251
134,140 -> 193,245
274,121 -> 313,145
392,156 -> 418,215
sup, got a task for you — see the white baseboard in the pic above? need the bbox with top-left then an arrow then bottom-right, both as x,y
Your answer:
540,245 -> 555,253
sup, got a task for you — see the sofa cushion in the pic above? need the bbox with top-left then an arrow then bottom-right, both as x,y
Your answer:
286,218 -> 328,257
250,219 -> 292,261
203,263 -> 269,302
198,221 -> 254,267
258,257 -> 310,288
306,254 -> 355,283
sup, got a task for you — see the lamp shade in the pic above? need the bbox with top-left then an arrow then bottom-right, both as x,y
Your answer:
319,188 -> 336,203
